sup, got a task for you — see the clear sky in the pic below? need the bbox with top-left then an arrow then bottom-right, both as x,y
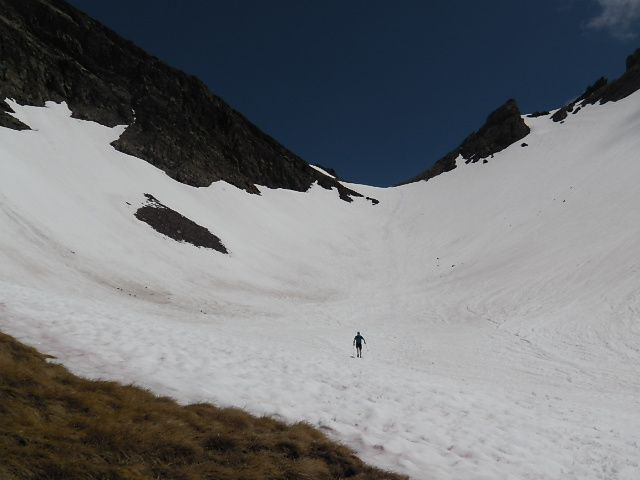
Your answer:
68,0 -> 640,186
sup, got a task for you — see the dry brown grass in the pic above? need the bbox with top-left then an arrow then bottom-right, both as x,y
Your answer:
0,331 -> 407,480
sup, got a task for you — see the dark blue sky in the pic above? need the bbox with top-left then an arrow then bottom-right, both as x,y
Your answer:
68,0 -> 639,186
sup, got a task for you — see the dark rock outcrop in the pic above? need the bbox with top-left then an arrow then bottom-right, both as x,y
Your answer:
551,106 -> 569,123
553,49 -> 640,123
0,102 -> 30,130
577,77 -> 608,102
405,151 -> 458,184
457,99 -> 530,163
135,194 -> 227,253
585,49 -> 640,104
404,99 -> 530,184
0,0 -> 366,202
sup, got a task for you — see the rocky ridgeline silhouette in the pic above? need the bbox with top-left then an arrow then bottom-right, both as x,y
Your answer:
405,99 -> 530,184
0,0 -> 364,202
406,48 -> 640,185
552,49 -> 640,122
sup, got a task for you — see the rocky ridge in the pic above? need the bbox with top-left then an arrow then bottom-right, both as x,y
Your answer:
552,49 -> 640,122
0,0 -> 365,202
405,99 -> 530,184
406,48 -> 640,185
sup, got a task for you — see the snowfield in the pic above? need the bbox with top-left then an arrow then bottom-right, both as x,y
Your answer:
1,95 -> 640,480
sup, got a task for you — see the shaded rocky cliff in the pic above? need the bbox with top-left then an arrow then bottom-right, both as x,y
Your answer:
404,99 -> 530,184
552,48 -> 640,122
0,0 -> 364,201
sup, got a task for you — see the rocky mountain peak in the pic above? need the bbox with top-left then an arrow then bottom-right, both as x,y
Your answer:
403,98 -> 530,184
458,98 -> 530,163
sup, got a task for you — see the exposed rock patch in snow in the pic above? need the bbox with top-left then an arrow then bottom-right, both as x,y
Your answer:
135,194 -> 227,254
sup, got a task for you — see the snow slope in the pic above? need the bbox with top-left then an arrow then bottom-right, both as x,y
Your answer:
1,95 -> 640,480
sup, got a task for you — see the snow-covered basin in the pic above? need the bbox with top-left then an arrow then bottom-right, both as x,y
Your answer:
1,96 -> 640,479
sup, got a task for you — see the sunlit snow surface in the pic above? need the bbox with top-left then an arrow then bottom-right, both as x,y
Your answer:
1,98 -> 640,479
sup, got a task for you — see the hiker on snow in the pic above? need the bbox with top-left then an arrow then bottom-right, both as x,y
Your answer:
353,331 -> 366,358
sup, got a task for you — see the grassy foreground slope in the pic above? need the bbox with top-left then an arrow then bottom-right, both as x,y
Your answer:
0,331 -> 406,480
